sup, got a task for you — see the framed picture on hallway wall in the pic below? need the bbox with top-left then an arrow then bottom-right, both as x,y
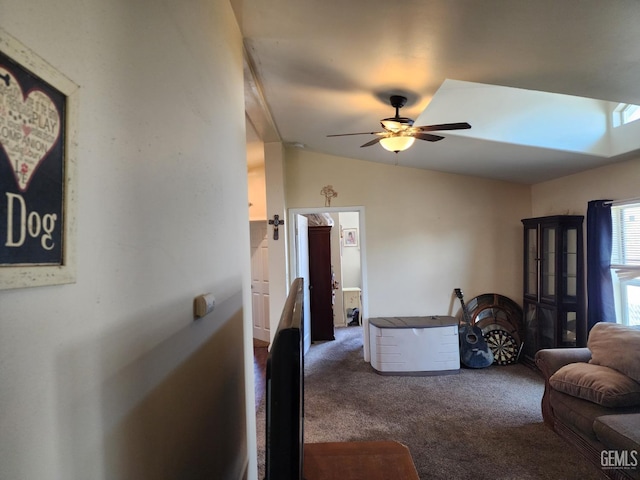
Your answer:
343,228 -> 358,247
0,28 -> 79,290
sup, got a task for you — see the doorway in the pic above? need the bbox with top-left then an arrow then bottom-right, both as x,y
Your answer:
288,206 -> 368,358
250,221 -> 270,343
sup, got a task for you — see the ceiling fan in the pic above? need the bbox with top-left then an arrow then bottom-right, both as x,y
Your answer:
327,95 -> 471,153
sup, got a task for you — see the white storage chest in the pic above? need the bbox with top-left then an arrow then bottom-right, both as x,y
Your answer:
369,316 -> 460,375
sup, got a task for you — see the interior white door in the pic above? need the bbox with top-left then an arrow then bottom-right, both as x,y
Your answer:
295,214 -> 311,354
250,221 -> 270,342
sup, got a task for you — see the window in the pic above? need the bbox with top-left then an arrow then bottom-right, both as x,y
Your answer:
613,103 -> 640,127
611,203 -> 640,325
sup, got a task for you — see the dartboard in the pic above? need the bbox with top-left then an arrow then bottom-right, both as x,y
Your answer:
483,325 -> 521,365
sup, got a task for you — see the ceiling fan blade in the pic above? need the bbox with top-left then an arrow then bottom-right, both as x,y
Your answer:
415,122 -> 471,132
413,133 -> 445,142
360,137 -> 383,148
327,131 -> 384,137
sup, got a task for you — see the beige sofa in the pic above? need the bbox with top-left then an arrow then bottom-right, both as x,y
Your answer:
536,322 -> 640,480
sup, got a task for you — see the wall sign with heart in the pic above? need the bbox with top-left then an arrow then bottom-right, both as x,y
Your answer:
0,30 -> 77,284
0,66 -> 61,192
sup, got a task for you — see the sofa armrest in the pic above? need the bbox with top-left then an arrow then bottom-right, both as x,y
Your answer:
535,348 -> 592,428
535,348 -> 592,378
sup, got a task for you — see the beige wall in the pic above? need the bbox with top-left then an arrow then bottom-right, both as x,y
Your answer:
247,120 -> 267,221
0,1 -> 254,479
248,162 -> 267,221
532,155 -> 640,216
285,148 -> 531,317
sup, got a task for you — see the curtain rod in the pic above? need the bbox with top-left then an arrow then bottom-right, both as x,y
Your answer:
603,197 -> 640,206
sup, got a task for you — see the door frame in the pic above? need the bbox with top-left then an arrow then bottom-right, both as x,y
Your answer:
294,214 -> 312,354
287,206 -> 370,361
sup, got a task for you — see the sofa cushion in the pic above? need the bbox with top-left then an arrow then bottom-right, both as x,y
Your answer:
550,362 -> 640,408
594,413 -> 640,453
588,322 -> 640,383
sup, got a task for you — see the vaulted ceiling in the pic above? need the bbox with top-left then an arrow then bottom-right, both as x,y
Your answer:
239,0 -> 640,184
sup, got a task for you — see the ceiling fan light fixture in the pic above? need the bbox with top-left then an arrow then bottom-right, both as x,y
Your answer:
380,135 -> 415,153
381,119 -> 400,130
380,117 -> 414,131
327,94 -> 470,153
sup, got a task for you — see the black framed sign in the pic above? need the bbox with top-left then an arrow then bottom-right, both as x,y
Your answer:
0,29 -> 78,289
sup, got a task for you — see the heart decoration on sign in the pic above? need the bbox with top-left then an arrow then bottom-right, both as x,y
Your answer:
0,67 -> 61,192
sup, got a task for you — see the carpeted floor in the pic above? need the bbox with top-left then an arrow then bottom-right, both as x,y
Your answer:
256,326 -> 605,479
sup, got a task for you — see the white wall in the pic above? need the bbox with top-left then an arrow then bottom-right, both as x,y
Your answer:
339,211 -> 361,288
247,120 -> 267,221
248,162 -> 267,220
329,213 -> 345,325
0,1 -> 254,479
285,148 -> 531,317
264,142 -> 290,341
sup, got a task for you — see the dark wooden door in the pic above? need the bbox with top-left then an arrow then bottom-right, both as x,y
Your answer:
308,226 -> 334,341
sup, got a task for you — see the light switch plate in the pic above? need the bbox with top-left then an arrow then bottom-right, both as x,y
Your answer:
194,293 -> 216,318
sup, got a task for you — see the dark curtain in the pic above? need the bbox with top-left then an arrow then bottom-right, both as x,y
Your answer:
586,200 -> 616,331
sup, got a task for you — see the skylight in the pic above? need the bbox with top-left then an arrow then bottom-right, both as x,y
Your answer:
417,79 -> 640,158
613,103 -> 640,127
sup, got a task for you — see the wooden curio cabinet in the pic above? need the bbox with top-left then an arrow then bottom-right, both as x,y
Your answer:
521,216 -> 586,365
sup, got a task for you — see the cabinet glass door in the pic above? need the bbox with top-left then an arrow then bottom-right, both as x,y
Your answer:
525,227 -> 538,297
561,311 -> 577,346
538,306 -> 556,349
541,227 -> 556,300
524,302 -> 538,358
564,228 -> 578,299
